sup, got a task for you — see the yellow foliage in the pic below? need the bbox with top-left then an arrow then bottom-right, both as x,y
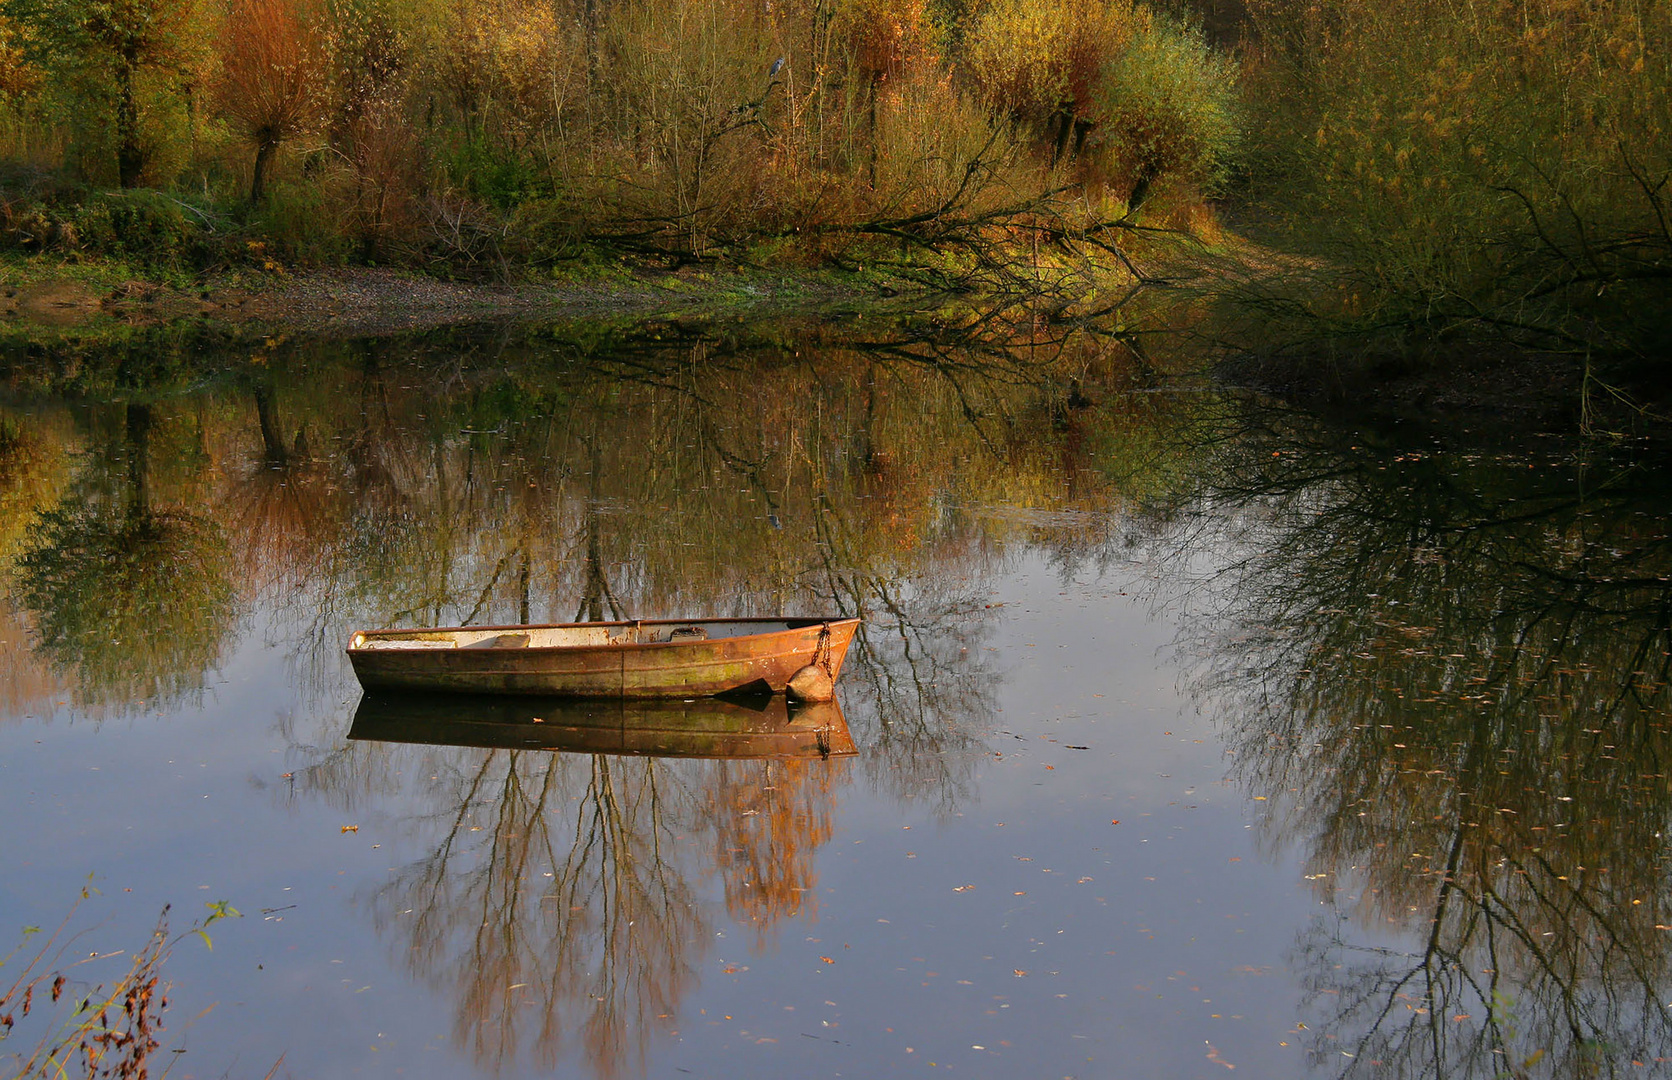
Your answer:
0,14 -> 39,101
839,0 -> 938,80
964,0 -> 1140,121
431,0 -> 575,144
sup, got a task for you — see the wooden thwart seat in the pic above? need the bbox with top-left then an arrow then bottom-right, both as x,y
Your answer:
462,633 -> 531,649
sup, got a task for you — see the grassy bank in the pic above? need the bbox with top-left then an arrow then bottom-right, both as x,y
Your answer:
2,0 -> 1669,421
0,0 -> 1235,298
0,249 -> 936,338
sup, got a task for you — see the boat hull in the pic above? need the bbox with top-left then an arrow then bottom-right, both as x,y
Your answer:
348,692 -> 857,759
346,617 -> 859,699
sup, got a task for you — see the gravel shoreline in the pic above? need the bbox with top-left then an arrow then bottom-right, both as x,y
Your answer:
0,264 -> 878,336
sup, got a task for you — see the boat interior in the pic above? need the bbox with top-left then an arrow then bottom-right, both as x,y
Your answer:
352,619 -> 830,650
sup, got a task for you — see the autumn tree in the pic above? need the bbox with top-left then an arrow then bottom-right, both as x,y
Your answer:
0,12 -> 40,100
1,0 -> 203,185
838,0 -> 938,183
218,0 -> 325,203
963,0 -> 1136,162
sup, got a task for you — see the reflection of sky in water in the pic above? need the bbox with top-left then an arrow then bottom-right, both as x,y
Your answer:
0,547 -> 1319,1079
3,342 -> 1670,1079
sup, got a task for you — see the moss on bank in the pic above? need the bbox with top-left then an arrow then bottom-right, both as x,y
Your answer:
0,249 -> 947,340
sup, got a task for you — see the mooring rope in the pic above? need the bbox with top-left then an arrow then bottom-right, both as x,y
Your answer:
815,621 -> 834,677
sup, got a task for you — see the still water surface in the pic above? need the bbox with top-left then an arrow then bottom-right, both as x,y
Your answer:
1,324 -> 1668,1078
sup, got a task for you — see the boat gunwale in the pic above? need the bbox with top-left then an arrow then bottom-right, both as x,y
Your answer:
347,616 -> 859,654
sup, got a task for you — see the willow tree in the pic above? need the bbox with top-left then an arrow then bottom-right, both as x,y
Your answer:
218,0 -> 325,203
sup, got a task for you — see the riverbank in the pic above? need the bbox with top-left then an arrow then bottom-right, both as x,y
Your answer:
5,250 -> 1665,442
0,255 -> 905,337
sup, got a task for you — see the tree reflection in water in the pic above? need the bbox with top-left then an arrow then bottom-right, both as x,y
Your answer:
1164,412 -> 1672,1077
0,406 -> 74,717
364,748 -> 695,1076
0,314 -> 1201,1076
117,312 -> 1157,1076
11,318 -> 1672,1074
12,402 -> 235,709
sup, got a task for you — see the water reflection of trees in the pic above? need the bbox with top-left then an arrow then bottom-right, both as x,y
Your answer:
2,317 -> 1183,732
1,317 -> 1210,1077
0,406 -> 75,717
11,403 -> 236,709
287,736 -> 847,1078
1166,414 -> 1672,1078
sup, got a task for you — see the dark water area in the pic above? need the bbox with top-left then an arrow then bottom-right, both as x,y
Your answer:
1,321 -> 1669,1079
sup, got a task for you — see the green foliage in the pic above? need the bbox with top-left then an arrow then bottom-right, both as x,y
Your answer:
72,190 -> 204,258
1093,14 -> 1239,194
0,186 -> 222,266
0,0 -> 212,185
15,503 -> 236,705
236,174 -> 354,263
1241,0 -> 1672,369
440,135 -> 556,211
13,401 -> 238,710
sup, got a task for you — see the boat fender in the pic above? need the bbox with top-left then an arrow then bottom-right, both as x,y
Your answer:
787,664 -> 835,703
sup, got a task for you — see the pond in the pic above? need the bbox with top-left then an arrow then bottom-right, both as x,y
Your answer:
1,320 -> 1669,1079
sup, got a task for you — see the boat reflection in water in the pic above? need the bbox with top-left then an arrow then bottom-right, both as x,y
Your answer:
349,691 -> 857,760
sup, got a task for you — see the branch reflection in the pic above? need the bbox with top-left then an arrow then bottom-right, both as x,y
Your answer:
347,695 -> 857,1077
1169,414 -> 1672,1077
1,313 -> 1208,1077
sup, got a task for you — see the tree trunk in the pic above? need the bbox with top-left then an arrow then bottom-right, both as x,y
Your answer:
1126,160 -> 1160,216
126,403 -> 152,521
868,73 -> 879,189
1051,106 -> 1075,165
253,386 -> 289,467
250,137 -> 279,205
1071,118 -> 1096,162
115,48 -> 144,188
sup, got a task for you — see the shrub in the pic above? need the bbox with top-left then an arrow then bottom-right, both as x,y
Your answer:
1244,0 -> 1672,364
962,0 -> 1138,152
1091,15 -> 1239,208
74,190 -> 205,260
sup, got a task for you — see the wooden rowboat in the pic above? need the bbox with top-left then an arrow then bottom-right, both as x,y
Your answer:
346,617 -> 859,699
348,692 -> 857,759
